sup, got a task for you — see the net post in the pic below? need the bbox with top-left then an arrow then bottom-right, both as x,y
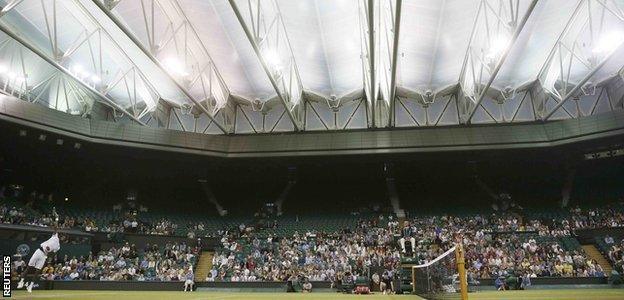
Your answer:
411,265 -> 416,294
455,243 -> 469,300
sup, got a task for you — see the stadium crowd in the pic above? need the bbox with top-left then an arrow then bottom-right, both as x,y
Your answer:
3,185 -> 624,283
209,219 -> 401,282
204,209 -> 620,282
39,241 -> 196,281
606,236 -> 624,273
3,198 -> 623,239
400,213 -> 606,278
0,202 -> 179,237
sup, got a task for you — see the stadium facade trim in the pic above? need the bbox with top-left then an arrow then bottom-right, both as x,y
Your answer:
1,95 -> 623,158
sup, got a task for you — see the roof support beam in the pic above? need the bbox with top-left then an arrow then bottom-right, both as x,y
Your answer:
357,0 -> 376,128
360,0 -> 401,128
543,43 -> 624,120
56,0 -> 162,120
92,0 -> 229,134
228,0 -> 304,131
465,0 -> 539,123
6,0 -> 166,123
0,0 -> 25,17
536,0 -> 624,120
366,0 -> 376,128
388,0 -> 402,127
535,1 -> 584,79
102,0 -> 121,10
367,0 -> 377,128
0,22 -> 146,125
457,1 -> 484,94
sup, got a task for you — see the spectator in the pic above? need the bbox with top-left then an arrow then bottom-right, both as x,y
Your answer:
302,279 -> 312,293
605,235 -> 615,245
495,276 -> 506,291
183,269 -> 194,292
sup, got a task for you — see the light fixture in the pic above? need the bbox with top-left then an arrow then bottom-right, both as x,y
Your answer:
64,197 -> 69,202
592,31 -> 624,54
162,57 -> 188,77
263,49 -> 282,71
487,36 -> 509,59
71,64 -> 84,75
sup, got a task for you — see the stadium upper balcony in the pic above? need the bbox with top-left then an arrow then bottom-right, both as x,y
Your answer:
1,95 -> 624,158
1,196 -> 381,238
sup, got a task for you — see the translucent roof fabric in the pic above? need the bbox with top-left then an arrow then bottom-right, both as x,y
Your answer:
0,0 -> 623,134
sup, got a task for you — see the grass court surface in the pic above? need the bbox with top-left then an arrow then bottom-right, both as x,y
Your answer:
9,289 -> 624,299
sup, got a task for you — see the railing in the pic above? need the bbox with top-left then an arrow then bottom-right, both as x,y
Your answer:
37,276 -> 609,291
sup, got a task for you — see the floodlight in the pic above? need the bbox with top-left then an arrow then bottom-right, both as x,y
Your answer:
487,36 -> 509,59
592,31 -> 624,54
72,64 -> 84,75
264,49 -> 282,71
163,57 -> 189,76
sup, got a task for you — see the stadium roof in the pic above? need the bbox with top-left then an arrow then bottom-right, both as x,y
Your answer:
0,0 -> 623,134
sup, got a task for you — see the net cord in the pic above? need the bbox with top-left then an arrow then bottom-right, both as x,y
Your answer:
412,245 -> 457,269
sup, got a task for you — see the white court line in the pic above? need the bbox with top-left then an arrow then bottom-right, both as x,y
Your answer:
191,295 -> 239,300
11,292 -> 121,299
13,292 -> 242,300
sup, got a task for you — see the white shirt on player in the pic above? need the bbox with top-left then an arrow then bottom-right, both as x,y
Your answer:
40,233 -> 60,254
28,233 -> 60,269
